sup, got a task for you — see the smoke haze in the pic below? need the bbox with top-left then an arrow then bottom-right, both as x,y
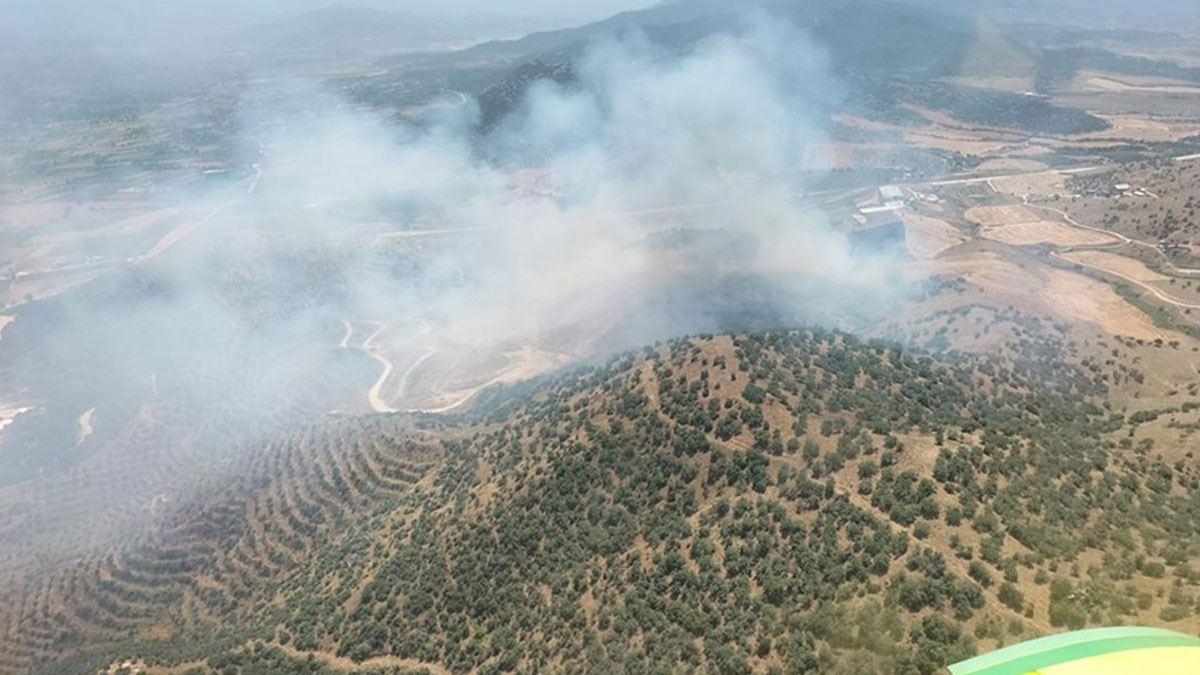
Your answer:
0,6 -> 907,568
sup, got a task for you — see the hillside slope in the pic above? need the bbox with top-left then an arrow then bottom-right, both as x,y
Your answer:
3,327 -> 1200,675
450,0 -> 1110,138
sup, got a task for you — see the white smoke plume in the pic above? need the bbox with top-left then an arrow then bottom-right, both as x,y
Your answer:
0,13 -> 909,564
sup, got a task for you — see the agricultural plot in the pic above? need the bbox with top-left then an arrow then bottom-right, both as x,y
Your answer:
1041,269 -> 1177,342
1060,250 -> 1171,283
903,213 -> 967,259
966,205 -> 1120,246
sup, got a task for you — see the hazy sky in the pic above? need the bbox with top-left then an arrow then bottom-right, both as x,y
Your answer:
0,0 -> 660,52
0,0 -> 659,35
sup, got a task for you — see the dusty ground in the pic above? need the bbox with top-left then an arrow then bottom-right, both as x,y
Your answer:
362,324 -> 397,414
29,208 -> 179,246
903,213 -> 966,259
917,250 -> 1177,341
137,202 -> 231,262
1060,250 -> 1171,283
972,158 -> 1050,174
980,220 -> 1120,247
0,404 -> 34,434
403,345 -> 574,413
1041,269 -> 1178,341
77,408 -> 96,444
965,204 -> 1040,226
1091,113 -> 1200,142
967,204 -> 1120,246
913,250 -> 1033,292
1076,72 -> 1200,96
0,200 -> 151,227
4,266 -> 114,307
989,172 -> 1068,198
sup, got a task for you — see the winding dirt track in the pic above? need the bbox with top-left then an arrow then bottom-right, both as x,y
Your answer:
76,408 -> 95,444
1051,250 -> 1200,312
1024,198 -> 1200,277
966,185 -> 1200,326
395,350 -> 436,399
361,325 -> 397,414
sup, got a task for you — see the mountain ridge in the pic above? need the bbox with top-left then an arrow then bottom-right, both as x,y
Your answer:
6,323 -> 1199,674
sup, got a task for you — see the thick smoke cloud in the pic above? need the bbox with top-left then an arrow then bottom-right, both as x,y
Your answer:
263,19 -> 894,365
0,14 -> 908,564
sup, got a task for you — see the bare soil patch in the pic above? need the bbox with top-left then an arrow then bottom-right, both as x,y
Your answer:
917,251 -> 1040,294
972,158 -> 1049,174
407,345 -> 573,413
967,204 -> 1120,246
1088,113 -> 1200,142
1078,73 -> 1200,95
966,204 -> 1043,226
0,200 -> 149,227
77,407 -> 96,444
1042,269 -> 1176,341
0,404 -> 34,433
917,251 -> 1175,341
1060,250 -> 1171,283
903,213 -> 966,259
989,172 -> 1068,198
4,266 -> 111,307
981,220 -> 1120,246
30,208 -> 179,246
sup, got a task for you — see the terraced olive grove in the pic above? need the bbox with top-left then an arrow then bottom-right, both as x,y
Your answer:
4,327 -> 1198,675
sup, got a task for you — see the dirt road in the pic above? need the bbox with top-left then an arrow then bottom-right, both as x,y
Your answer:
395,350 -> 436,400
134,201 -> 233,263
362,325 -> 397,414
923,149 -> 1200,188
0,405 -> 33,433
1051,250 -> 1200,312
1024,198 -> 1200,276
77,407 -> 95,444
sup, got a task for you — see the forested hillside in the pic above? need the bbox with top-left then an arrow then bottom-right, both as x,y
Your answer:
5,327 -> 1200,675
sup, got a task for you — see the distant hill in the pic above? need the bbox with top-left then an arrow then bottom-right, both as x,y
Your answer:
226,4 -> 536,64
477,60 -> 576,131
451,0 -> 1111,137
457,0 -> 757,59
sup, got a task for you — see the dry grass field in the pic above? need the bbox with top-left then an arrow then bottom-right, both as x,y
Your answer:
27,208 -> 180,247
0,201 -> 152,227
1076,72 -> 1200,96
966,205 -> 1121,246
916,250 -> 1179,342
965,204 -> 1041,227
988,172 -> 1068,199
1060,250 -> 1172,283
979,220 -> 1119,247
903,213 -> 967,259
1041,269 -> 1179,342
